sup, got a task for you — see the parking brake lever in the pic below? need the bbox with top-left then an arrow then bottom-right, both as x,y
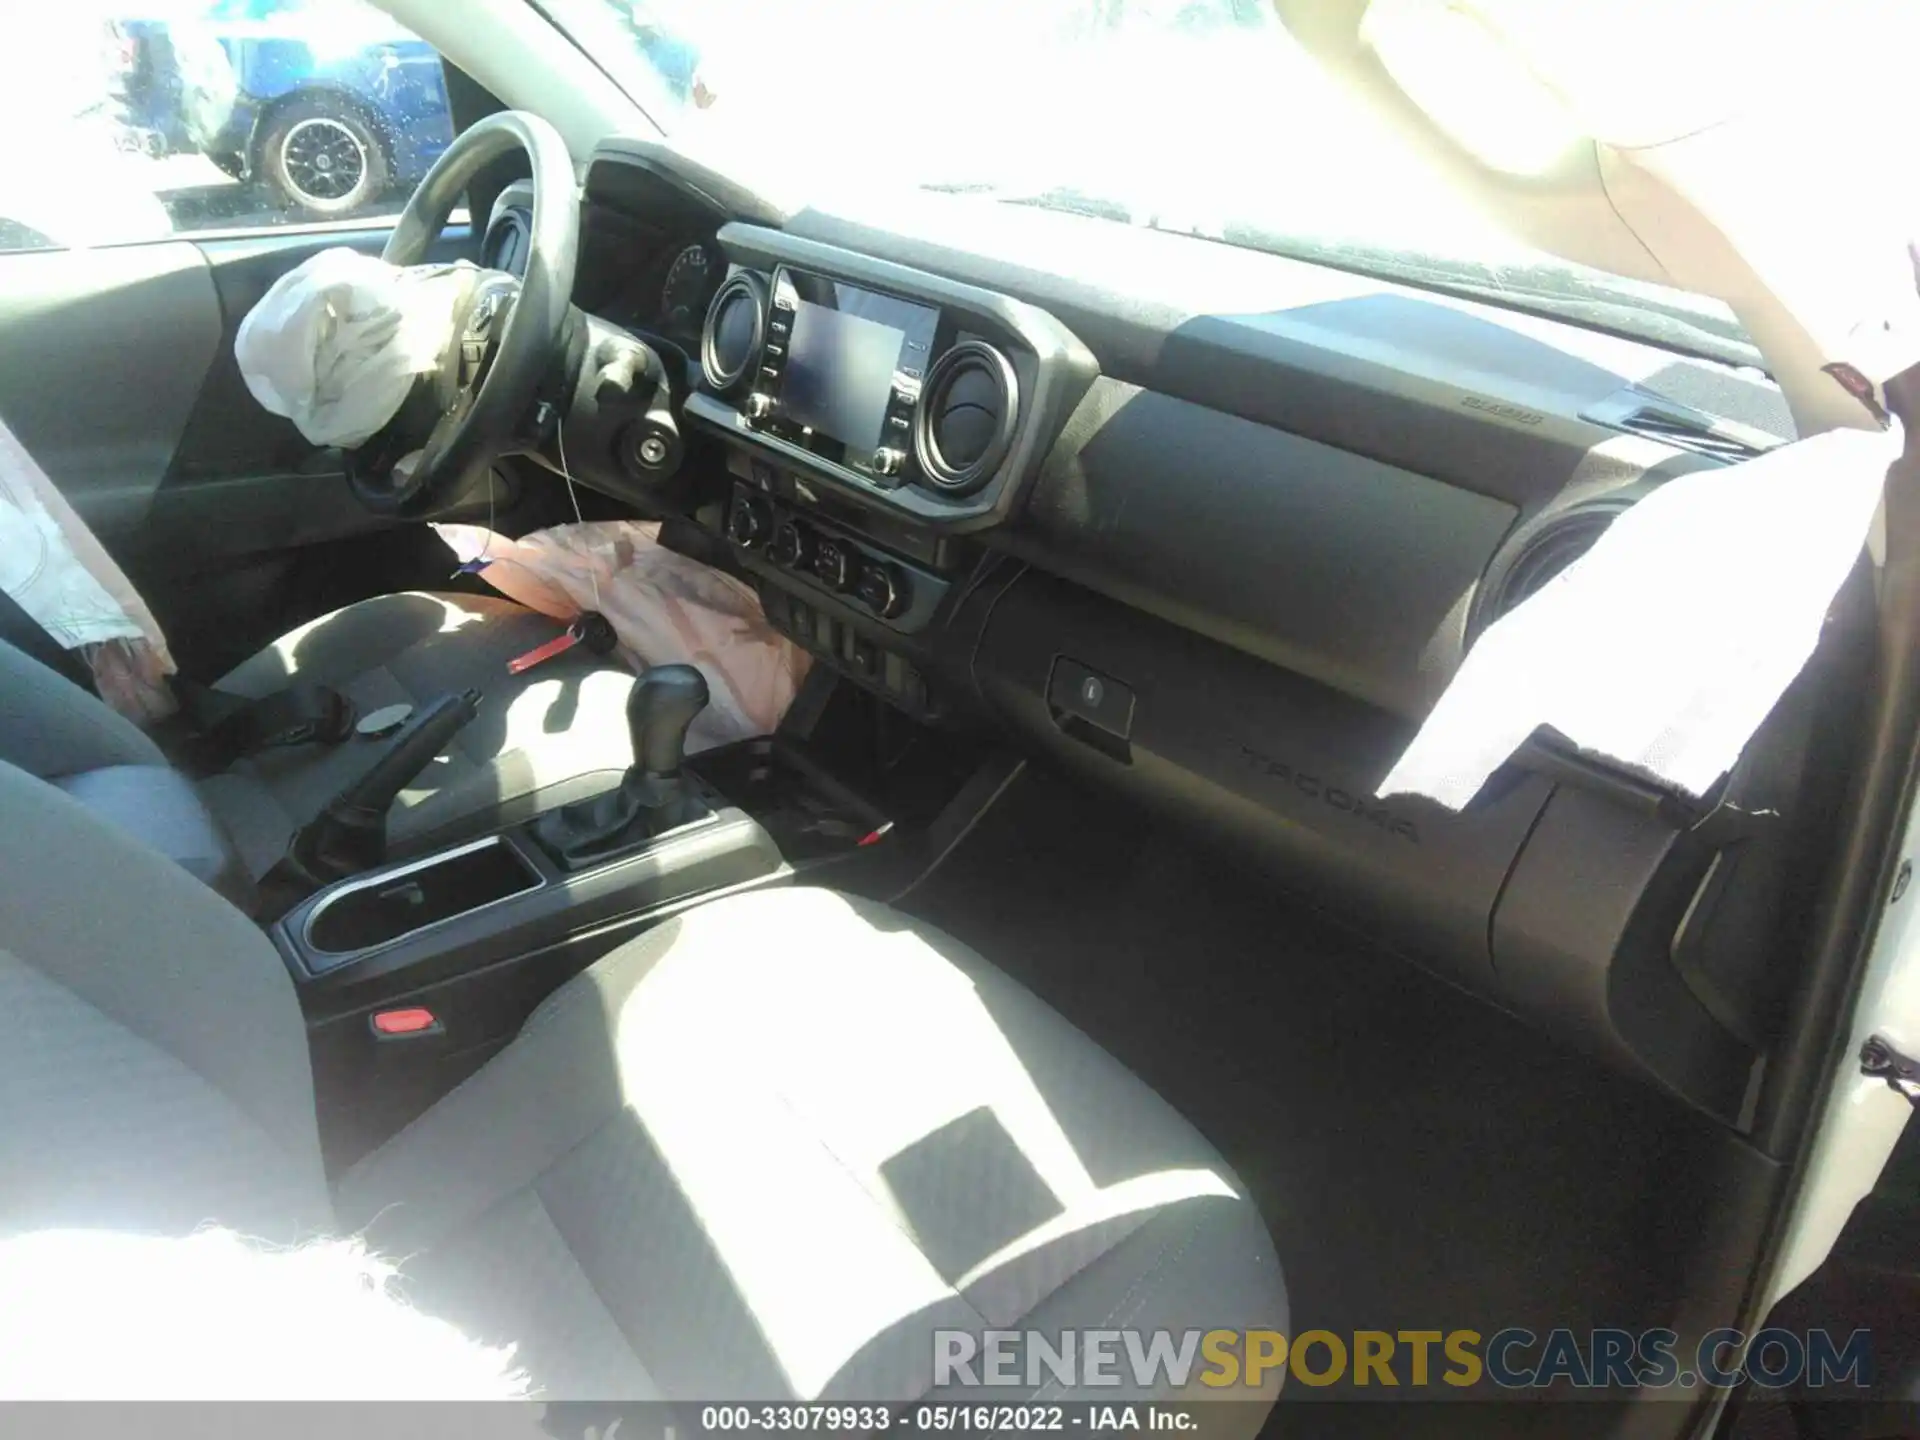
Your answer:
265,689 -> 483,906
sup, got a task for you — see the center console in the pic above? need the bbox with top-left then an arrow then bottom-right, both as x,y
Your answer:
681,224 -> 1098,724
685,224 -> 1097,531
274,662 -> 903,1169
271,227 -> 1086,1169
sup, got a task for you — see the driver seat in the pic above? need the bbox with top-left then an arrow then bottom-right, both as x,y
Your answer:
0,590 -> 640,881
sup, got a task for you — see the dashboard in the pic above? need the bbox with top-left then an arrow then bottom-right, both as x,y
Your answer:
549,136 -> 1845,1137
684,227 -> 1096,531
485,184 -> 724,350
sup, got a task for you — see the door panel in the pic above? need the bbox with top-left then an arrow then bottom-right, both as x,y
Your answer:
0,221 -> 477,677
0,243 -> 221,542
141,223 -> 476,561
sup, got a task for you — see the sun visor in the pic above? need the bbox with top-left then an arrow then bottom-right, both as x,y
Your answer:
234,247 -> 482,449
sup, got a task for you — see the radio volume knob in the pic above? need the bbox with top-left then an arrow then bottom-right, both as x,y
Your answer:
744,393 -> 775,426
871,447 -> 904,478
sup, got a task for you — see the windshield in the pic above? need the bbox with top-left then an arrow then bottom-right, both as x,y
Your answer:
538,0 -> 1758,368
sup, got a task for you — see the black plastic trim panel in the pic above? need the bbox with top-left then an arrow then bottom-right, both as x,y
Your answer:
277,811 -> 784,1013
1013,378 -> 1518,719
725,485 -> 949,634
973,568 -> 1550,983
695,223 -> 1098,533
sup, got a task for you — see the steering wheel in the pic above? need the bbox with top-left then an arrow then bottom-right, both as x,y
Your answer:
347,111 -> 579,517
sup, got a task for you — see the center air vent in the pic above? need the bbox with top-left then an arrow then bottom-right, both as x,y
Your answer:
701,272 -> 767,394
912,341 -> 1019,494
1472,495 -> 1639,639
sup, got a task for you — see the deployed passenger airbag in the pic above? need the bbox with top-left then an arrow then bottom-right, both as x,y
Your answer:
1380,422 -> 1900,808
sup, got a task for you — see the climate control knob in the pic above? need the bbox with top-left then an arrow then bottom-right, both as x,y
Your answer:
727,495 -> 771,549
744,392 -> 775,426
769,520 -> 813,569
813,537 -> 859,593
870,446 -> 905,478
855,562 -> 910,620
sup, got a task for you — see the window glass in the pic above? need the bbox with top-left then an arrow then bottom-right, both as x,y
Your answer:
0,1 -> 456,253
547,0 -> 1755,367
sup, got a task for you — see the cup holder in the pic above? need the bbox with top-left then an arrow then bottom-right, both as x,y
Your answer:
305,836 -> 544,957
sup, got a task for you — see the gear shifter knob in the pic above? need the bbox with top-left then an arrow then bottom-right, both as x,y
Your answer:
628,664 -> 709,777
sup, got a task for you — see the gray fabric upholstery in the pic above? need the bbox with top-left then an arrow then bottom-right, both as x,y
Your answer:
197,591 -> 638,877
52,764 -> 254,910
0,763 -> 330,1242
0,775 -> 1286,1412
338,887 -> 1288,1408
0,638 -> 163,777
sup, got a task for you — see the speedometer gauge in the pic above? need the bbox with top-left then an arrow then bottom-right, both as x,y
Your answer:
659,243 -> 719,334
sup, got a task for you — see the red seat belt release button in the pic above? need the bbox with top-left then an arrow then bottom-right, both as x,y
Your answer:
506,629 -> 583,675
371,1007 -> 441,1038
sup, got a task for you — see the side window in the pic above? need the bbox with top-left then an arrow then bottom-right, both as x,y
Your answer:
0,0 -> 456,254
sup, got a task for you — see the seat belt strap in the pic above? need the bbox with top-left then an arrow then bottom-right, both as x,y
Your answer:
0,584 -> 97,694
174,678 -> 359,762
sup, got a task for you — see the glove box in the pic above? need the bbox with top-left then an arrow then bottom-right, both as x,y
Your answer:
973,569 -> 1848,1125
972,569 -> 1549,990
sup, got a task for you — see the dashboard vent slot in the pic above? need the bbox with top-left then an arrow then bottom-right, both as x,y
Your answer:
912,341 -> 1020,495
701,272 -> 767,394
1608,405 -> 1781,463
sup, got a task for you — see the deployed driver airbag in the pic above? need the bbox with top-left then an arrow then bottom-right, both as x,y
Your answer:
234,247 -> 478,449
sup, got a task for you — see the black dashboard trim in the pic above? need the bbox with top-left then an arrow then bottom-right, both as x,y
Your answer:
781,207 -> 1762,517
1014,377 -> 1519,719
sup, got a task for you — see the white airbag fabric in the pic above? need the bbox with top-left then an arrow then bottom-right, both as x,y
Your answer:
0,416 -> 176,724
434,520 -> 810,751
1379,423 -> 1901,810
234,247 -> 476,449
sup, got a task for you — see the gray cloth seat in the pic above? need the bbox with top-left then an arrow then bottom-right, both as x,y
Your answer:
0,591 -> 640,879
0,763 -> 1288,1414
0,762 -> 331,1244
198,590 -> 640,877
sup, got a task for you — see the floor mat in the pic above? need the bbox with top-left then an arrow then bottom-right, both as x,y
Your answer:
900,763 -> 1737,1437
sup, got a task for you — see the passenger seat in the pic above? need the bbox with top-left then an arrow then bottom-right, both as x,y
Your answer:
0,761 -> 1287,1414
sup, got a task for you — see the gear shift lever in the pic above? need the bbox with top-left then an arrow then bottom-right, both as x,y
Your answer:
532,664 -> 712,869
628,663 -> 709,778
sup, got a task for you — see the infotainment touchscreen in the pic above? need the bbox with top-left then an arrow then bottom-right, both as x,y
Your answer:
771,268 -> 938,462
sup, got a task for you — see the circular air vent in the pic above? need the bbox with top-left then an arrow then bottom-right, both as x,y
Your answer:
701,272 -> 766,394
912,341 -> 1019,494
1471,495 -> 1639,639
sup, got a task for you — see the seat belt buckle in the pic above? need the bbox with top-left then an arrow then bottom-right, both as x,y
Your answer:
267,688 -> 359,746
